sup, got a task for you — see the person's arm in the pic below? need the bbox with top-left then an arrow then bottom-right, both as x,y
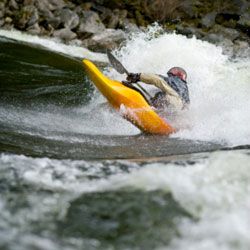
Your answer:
140,73 -> 180,99
127,72 -> 184,107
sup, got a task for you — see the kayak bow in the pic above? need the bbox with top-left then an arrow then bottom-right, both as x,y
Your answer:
82,59 -> 175,135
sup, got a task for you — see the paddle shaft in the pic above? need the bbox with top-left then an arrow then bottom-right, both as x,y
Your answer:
107,50 -> 152,99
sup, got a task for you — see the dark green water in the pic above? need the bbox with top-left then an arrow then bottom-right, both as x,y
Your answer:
1,35 -> 249,250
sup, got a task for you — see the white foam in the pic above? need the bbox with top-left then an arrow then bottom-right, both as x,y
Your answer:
2,149 -> 250,249
107,26 -> 250,146
0,29 -> 107,62
99,150 -> 250,250
0,153 -> 137,193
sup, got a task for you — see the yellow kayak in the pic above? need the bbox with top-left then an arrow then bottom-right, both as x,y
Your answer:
82,59 -> 175,135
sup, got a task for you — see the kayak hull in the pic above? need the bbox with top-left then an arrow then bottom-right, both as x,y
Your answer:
82,59 -> 175,135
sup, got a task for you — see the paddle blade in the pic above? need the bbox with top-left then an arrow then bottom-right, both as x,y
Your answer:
107,49 -> 129,75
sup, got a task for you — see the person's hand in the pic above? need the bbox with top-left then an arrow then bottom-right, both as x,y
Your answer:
126,73 -> 140,83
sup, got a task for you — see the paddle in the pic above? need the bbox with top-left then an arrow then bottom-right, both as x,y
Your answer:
107,50 -> 152,99
107,49 -> 129,75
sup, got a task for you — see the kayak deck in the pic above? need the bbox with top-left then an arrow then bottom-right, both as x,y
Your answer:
82,59 -> 175,135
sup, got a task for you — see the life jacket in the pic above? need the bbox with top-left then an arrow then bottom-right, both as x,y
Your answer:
159,74 -> 190,104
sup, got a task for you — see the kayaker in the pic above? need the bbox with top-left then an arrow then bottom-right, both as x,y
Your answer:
126,67 -> 190,111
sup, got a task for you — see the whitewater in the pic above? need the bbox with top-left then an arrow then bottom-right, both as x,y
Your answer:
1,27 -> 249,146
0,27 -> 250,250
109,27 -> 250,146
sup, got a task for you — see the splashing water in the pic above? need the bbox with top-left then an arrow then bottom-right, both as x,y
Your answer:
107,26 -> 250,146
1,27 -> 250,250
0,27 -> 249,146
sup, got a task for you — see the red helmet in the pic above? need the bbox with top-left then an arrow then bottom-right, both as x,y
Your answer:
168,67 -> 187,81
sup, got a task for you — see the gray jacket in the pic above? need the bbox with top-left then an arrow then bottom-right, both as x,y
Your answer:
140,73 -> 189,109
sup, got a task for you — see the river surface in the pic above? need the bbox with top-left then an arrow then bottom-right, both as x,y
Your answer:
0,28 -> 250,250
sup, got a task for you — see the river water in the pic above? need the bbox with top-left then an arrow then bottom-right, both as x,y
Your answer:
0,28 -> 250,250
